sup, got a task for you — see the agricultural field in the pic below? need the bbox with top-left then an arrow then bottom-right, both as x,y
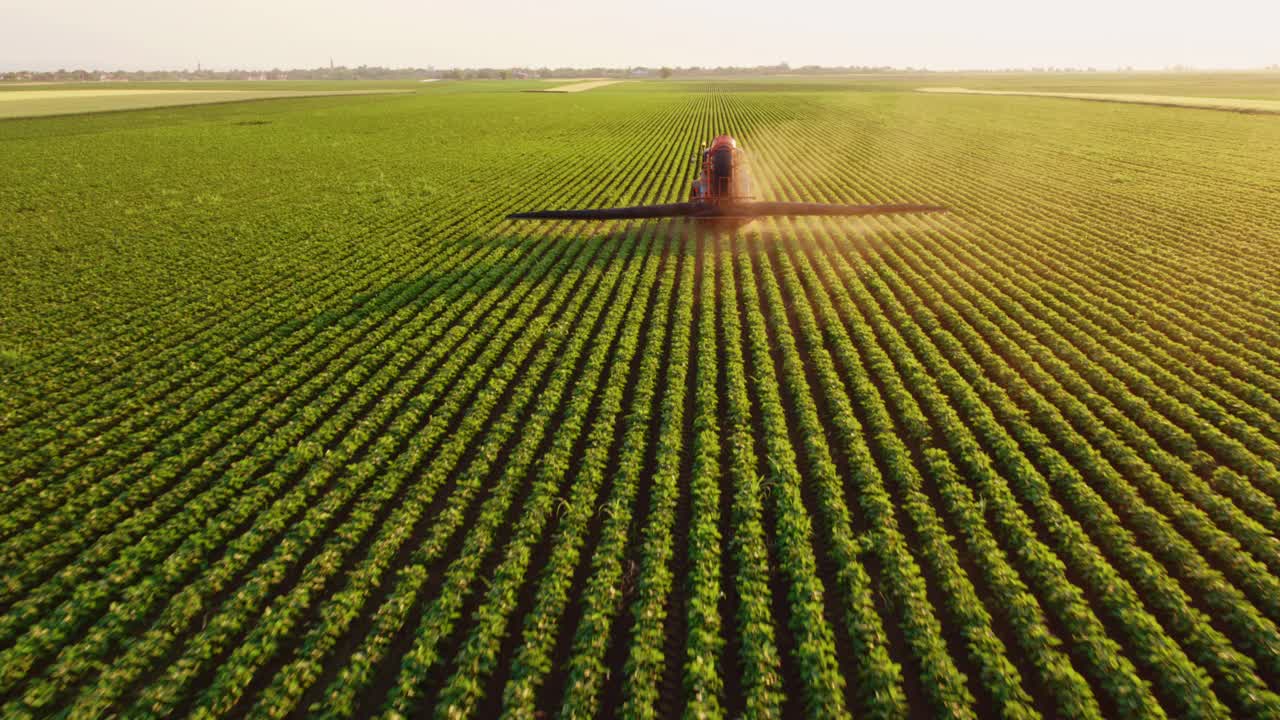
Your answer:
918,86 -> 1280,114
0,88 -> 411,119
2,76 -> 1280,719
531,80 -> 626,93
909,70 -> 1280,100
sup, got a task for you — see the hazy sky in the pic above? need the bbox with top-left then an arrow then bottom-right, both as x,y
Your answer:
4,0 -> 1278,71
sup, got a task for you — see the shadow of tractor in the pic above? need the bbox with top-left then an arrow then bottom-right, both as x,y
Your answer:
292,224 -> 659,338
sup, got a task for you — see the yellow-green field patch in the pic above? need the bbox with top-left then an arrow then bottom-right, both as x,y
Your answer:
919,86 -> 1280,114
0,88 -> 405,119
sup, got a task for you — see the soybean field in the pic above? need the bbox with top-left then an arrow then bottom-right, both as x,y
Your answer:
2,78 -> 1280,720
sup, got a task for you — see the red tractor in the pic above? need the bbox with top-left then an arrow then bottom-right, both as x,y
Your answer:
510,135 -> 944,231
689,135 -> 751,205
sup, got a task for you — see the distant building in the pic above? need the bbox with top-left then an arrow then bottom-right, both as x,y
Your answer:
630,67 -> 650,76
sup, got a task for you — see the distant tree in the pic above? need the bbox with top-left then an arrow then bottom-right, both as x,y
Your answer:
659,66 -> 672,79
499,70 -> 509,80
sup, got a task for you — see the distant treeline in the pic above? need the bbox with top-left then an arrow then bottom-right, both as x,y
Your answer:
4,63 -> 1278,83
2,63 -> 914,83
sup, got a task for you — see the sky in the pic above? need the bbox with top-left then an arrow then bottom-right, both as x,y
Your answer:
3,0 -> 1278,72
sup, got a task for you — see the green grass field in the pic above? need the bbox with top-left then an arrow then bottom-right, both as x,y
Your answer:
2,76 -> 1279,719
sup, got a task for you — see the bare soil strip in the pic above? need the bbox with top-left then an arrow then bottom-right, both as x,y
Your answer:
529,80 -> 625,94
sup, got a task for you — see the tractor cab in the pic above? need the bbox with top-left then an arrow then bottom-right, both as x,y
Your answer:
690,135 -> 751,204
